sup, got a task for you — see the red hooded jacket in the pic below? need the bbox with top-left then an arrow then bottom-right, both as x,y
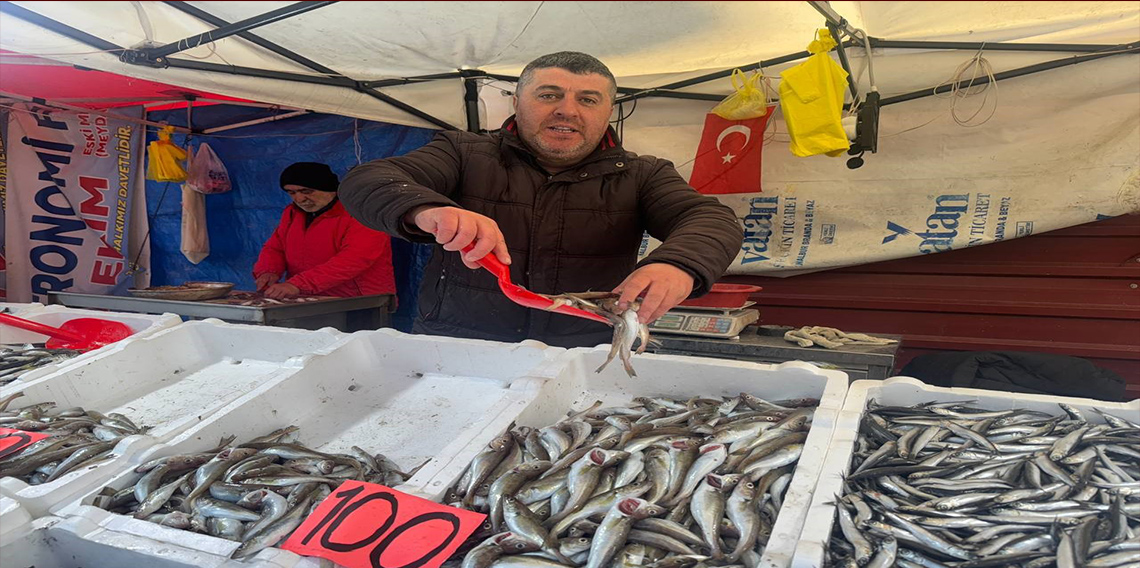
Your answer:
253,200 -> 396,297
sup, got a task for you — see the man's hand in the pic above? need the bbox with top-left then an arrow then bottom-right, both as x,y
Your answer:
407,206 -> 511,269
254,273 -> 280,292
264,282 -> 301,299
613,263 -> 695,324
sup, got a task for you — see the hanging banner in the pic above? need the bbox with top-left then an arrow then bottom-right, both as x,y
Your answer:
4,104 -> 143,302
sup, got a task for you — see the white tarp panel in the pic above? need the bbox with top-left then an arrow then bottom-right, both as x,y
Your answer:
628,55 -> 1140,274
1,1 -> 1137,275
5,2 -> 1135,126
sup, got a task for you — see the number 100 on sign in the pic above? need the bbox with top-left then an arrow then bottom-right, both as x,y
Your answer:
282,480 -> 486,568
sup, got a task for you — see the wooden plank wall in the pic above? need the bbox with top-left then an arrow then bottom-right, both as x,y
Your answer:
725,215 -> 1140,398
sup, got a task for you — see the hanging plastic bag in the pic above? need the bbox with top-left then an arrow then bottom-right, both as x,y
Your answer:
147,125 -> 189,182
181,169 -> 210,264
778,29 -> 851,158
185,142 -> 232,194
711,69 -> 772,120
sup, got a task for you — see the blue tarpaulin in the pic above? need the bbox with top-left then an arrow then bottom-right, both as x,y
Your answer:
143,105 -> 436,331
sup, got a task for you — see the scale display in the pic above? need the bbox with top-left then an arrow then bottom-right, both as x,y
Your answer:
648,306 -> 758,338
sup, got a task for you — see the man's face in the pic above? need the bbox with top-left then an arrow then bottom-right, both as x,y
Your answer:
284,184 -> 336,212
514,67 -> 614,170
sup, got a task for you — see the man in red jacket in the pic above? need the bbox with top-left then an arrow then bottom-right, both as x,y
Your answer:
253,162 -> 396,300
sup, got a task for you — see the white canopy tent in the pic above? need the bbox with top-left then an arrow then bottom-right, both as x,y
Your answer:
2,1 -> 1138,275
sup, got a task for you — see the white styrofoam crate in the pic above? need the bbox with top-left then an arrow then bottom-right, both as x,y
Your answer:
294,346 -> 849,568
0,515 -> 65,566
0,514 -> 296,568
1,304 -> 182,385
0,320 -> 346,520
57,329 -> 562,566
790,376 -> 1140,568
501,347 -> 848,568
0,495 -> 35,549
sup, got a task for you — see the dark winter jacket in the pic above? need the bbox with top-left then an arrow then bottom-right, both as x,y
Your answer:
339,117 -> 743,347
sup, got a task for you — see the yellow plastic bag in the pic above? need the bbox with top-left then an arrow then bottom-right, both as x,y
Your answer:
778,29 -> 851,158
147,125 -> 189,182
711,69 -> 771,120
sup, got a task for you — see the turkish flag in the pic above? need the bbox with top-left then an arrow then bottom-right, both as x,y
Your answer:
688,109 -> 774,195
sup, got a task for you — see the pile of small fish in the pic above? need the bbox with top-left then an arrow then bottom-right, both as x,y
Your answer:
545,292 -> 651,378
0,392 -> 143,484
826,400 -> 1140,567
446,393 -> 818,567
0,344 -> 81,385
214,292 -> 326,307
93,426 -> 413,560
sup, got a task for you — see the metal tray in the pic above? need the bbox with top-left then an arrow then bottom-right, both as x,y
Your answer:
128,282 -> 234,302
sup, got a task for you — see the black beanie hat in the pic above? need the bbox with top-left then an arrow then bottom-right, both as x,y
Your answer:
280,162 -> 339,192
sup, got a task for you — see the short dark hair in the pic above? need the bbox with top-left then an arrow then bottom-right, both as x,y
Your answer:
517,51 -> 617,102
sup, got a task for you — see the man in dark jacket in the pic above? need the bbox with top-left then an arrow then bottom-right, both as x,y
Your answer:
340,52 -> 743,347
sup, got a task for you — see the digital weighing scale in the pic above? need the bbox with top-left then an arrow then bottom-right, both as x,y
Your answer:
648,302 -> 759,338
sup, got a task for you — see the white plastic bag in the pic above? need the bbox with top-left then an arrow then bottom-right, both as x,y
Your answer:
185,142 -> 231,194
181,183 -> 210,264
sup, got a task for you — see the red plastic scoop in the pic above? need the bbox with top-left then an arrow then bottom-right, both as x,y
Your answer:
461,244 -> 610,325
0,313 -> 133,351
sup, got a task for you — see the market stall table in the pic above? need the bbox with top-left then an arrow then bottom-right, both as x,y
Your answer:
47,291 -> 391,332
650,325 -> 902,380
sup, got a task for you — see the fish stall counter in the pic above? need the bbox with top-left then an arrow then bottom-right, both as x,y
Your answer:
650,324 -> 902,380
48,291 -> 392,332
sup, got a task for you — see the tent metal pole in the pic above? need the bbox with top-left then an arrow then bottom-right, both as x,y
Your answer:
201,110 -> 311,134
162,59 -> 356,87
357,89 -> 457,130
827,22 -> 860,102
637,91 -> 724,102
463,78 -> 481,132
155,98 -> 305,111
161,1 -> 343,78
0,90 -> 191,133
880,41 -> 1140,107
127,2 -> 336,65
154,2 -> 456,130
869,38 -> 1138,53
0,1 -> 123,52
611,45 -> 849,105
364,72 -> 466,89
807,1 -> 865,41
157,55 -> 456,130
482,72 -> 647,96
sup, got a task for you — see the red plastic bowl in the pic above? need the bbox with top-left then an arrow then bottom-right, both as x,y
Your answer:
680,283 -> 762,309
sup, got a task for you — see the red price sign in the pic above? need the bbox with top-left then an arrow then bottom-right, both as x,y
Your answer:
0,428 -> 50,460
281,480 -> 486,568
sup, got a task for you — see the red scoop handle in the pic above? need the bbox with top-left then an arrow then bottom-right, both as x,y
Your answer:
460,243 -> 610,325
461,243 -> 511,281
0,313 -> 84,343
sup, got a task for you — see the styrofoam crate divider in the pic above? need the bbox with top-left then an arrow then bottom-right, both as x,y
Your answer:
0,513 -> 297,568
56,329 -> 562,565
0,515 -> 66,567
0,495 -> 35,548
2,304 -> 182,385
0,320 -> 347,520
790,376 -> 1140,568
